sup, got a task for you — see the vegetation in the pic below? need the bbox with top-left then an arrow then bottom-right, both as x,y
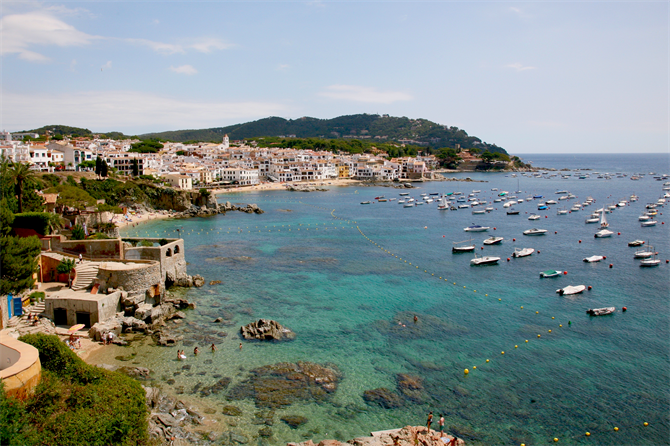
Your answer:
56,258 -> 76,287
0,199 -> 42,295
128,139 -> 163,153
140,113 -> 508,155
7,161 -> 37,213
44,184 -> 96,211
12,212 -> 62,236
70,224 -> 86,240
0,333 -> 148,446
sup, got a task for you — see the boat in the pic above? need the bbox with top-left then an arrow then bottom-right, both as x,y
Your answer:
360,201 -> 371,205
452,239 -> 476,253
540,270 -> 563,278
640,253 -> 661,267
403,203 -> 414,208
399,192 -> 409,196
594,229 -> 614,238
557,207 -> 568,215
472,209 -> 486,215
483,236 -> 504,245
464,224 -> 490,232
628,240 -> 645,247
557,285 -> 586,295
458,204 -> 470,209
537,204 -> 548,210
586,307 -> 615,316
546,200 -> 558,205
634,246 -> 655,258
585,214 -> 600,224
512,247 -> 535,257
375,196 -> 385,200
523,228 -> 547,236
378,198 -> 388,202
507,208 -> 520,215
470,254 -> 501,266
583,255 -> 604,263
639,214 -> 650,221
528,214 -> 541,220
555,190 -> 568,194
415,202 -> 424,206
599,211 -> 609,229
389,198 -> 396,201
641,220 -> 657,227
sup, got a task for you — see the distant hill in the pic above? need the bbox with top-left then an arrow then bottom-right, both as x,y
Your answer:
22,125 -> 129,140
141,114 -> 507,155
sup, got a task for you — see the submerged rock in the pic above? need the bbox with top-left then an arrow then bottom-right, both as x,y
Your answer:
240,319 -> 296,341
281,415 -> 308,429
227,361 -> 340,408
362,388 -> 404,409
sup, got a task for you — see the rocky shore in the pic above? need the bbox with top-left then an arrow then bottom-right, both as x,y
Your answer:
171,200 -> 264,219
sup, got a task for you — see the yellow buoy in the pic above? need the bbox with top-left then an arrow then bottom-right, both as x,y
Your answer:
501,351 -> 505,355
585,432 -> 590,436
525,340 -> 529,343
554,438 -> 558,442
552,316 -> 555,319
536,311 -> 539,314
614,427 -> 619,431
521,306 -> 524,309
538,334 -> 541,338
515,345 -> 518,348
644,422 -> 649,427
548,329 -> 552,333
464,369 -> 469,374
486,359 -> 489,363
559,324 -> 563,327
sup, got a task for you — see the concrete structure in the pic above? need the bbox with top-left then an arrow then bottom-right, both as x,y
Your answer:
163,174 -> 193,190
45,288 -> 122,328
0,333 -> 41,399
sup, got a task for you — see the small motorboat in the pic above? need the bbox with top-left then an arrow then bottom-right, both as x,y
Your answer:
470,254 -> 501,266
472,209 -> 486,215
399,192 -> 409,196
641,220 -> 657,227
464,224 -> 490,232
583,255 -> 604,263
453,240 -> 476,253
378,198 -> 388,202
628,240 -> 645,247
557,285 -> 586,295
512,247 -> 535,258
375,196 -> 385,200
528,214 -> 541,220
523,228 -> 547,236
585,215 -> 600,224
483,236 -> 504,245
404,203 -> 414,208
540,270 -> 563,278
557,208 -> 568,215
537,204 -> 548,210
586,307 -> 615,316
546,200 -> 558,205
639,214 -> 650,221
507,208 -> 520,215
594,229 -> 614,238
640,253 -> 661,267
634,246 -> 655,258
360,201 -> 371,205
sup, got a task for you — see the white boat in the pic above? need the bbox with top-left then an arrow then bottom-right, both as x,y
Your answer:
458,204 -> 470,209
415,202 -> 424,205
586,307 -> 615,316
583,255 -> 604,263
503,201 -> 514,208
452,239 -> 476,253
512,247 -> 535,257
399,192 -> 409,196
634,246 -> 655,258
557,208 -> 568,215
507,208 -> 520,215
594,229 -> 614,238
557,285 -> 586,295
628,240 -> 645,247
641,220 -> 657,227
585,214 -> 600,224
360,201 -> 371,205
639,214 -> 650,221
570,206 -> 581,212
398,200 -> 405,204
599,211 -> 609,229
403,203 -> 414,208
483,236 -> 504,245
546,200 -> 558,205
640,253 -> 661,267
485,206 -> 494,212
464,224 -> 490,232
523,228 -> 547,236
528,214 -> 541,220
470,254 -> 501,266
472,209 -> 486,215
540,270 -> 563,278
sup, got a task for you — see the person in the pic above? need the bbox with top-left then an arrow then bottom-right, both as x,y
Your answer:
194,346 -> 199,355
79,253 -> 83,263
447,436 -> 457,446
107,332 -> 114,344
239,343 -> 243,350
439,414 -> 445,436
211,343 -> 216,352
426,411 -> 433,432
414,315 -> 418,323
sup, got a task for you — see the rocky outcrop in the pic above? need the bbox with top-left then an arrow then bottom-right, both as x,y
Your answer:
240,319 -> 296,341
174,274 -> 205,288
286,185 -> 327,192
288,425 -> 465,446
145,386 -> 207,444
363,388 -> 404,409
171,201 -> 264,219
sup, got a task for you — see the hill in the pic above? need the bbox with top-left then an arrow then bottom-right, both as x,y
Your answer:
21,125 -> 130,140
141,114 -> 507,155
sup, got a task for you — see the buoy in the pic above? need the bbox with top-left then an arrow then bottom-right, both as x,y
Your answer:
579,240 -> 582,243
603,256 -> 607,259
545,215 -> 548,218
588,286 -> 592,290
525,340 -> 528,343
559,324 -> 563,327
443,235 -> 445,237
644,422 -> 649,426
552,316 -> 555,319
499,298 -> 502,301
473,366 -> 476,369
464,369 -> 469,374
554,438 -> 559,442
481,246 -> 484,250
548,329 -> 552,333
507,258 -> 510,261
501,351 -> 505,355
538,250 -> 541,254
537,334 -> 541,338
486,359 -> 489,362
609,264 -> 613,268
513,238 -> 516,242
564,271 -> 568,275
521,306 -> 524,309
586,432 -> 590,436
622,307 -> 627,311
515,345 -> 518,348
494,227 -> 496,230
614,427 -> 619,432
555,231 -> 557,234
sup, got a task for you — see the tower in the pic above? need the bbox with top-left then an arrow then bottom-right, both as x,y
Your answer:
222,134 -> 229,150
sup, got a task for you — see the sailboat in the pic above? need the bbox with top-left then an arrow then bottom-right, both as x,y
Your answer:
599,211 -> 609,229
515,178 -> 522,194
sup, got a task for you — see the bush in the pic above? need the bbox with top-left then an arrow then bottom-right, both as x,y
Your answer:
29,291 -> 45,303
71,224 -> 85,240
14,334 -> 149,445
12,212 -> 61,236
88,232 -> 110,239
158,238 -> 168,246
138,239 -> 154,247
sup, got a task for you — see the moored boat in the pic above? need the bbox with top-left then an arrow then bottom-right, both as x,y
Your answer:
628,240 -> 645,247
483,236 -> 504,245
540,270 -> 563,278
583,255 -> 605,263
470,254 -> 501,266
360,201 -> 371,205
594,229 -> 614,238
452,239 -> 476,253
557,285 -> 586,295
523,228 -> 547,236
512,247 -> 535,258
586,307 -> 615,316
464,224 -> 490,232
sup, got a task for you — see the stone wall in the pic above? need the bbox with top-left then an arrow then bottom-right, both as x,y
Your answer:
44,235 -> 123,259
97,262 -> 163,298
123,239 -> 187,284
45,292 -> 121,327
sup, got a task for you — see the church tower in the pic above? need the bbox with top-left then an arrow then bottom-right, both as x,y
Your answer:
222,134 -> 229,150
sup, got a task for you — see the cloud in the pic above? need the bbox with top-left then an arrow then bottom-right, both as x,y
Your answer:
509,6 -> 531,19
125,37 -> 232,55
506,63 -> 536,72
102,61 -> 112,70
276,64 -> 290,71
170,64 -> 198,75
0,12 -> 101,62
2,90 -> 286,133
319,85 -> 412,104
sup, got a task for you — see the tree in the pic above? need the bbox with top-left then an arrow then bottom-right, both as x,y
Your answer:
8,162 -> 36,213
71,225 -> 85,240
480,151 -> 495,163
0,199 -> 14,236
131,159 -> 139,177
101,159 -> 109,178
0,235 -> 42,294
45,185 -> 96,211
56,258 -> 76,288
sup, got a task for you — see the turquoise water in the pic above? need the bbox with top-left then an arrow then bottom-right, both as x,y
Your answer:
105,154 -> 669,445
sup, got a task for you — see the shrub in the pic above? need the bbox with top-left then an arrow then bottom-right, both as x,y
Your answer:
138,239 -> 154,247
88,232 -> 110,240
71,224 -> 85,240
16,334 -> 149,445
29,291 -> 45,302
12,212 -> 61,236
158,238 -> 168,246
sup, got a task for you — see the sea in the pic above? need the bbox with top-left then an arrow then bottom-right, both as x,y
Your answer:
90,153 -> 670,445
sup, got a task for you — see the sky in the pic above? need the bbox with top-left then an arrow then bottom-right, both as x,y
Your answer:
1,1 -> 668,154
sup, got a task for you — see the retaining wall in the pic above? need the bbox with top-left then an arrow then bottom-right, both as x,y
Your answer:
0,334 -> 41,399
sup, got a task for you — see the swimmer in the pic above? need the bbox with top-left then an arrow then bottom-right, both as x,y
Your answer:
239,343 -> 243,350
211,343 -> 216,352
194,346 -> 199,355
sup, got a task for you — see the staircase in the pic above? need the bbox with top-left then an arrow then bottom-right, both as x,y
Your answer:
71,262 -> 100,291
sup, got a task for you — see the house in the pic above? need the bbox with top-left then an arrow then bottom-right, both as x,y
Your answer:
163,174 -> 193,190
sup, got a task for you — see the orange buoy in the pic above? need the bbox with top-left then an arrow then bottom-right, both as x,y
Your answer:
622,307 -> 627,311
563,271 -> 568,275
513,238 -> 516,242
609,264 -> 613,268
588,286 -> 592,290
481,246 -> 484,250
603,256 -> 607,259
538,250 -> 541,254
555,231 -> 557,234
618,232 -> 621,235
507,258 -> 511,261
579,240 -> 582,243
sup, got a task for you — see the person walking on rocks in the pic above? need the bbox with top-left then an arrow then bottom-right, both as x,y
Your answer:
426,411 -> 433,432
439,414 -> 445,436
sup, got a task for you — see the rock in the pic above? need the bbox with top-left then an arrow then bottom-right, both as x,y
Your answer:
134,303 -> 153,321
154,413 -> 179,427
192,274 -> 205,287
258,427 -> 273,437
199,377 -> 232,396
121,316 -> 147,332
281,415 -> 308,429
228,432 -> 249,444
117,366 -> 151,379
221,405 -> 243,416
152,329 -> 184,346
363,388 -> 404,409
214,317 -> 223,323
169,311 -> 186,320
227,361 -> 340,408
396,373 -> 426,403
240,319 -> 296,341
88,320 -> 122,342
318,441 -> 343,446
209,280 -> 222,285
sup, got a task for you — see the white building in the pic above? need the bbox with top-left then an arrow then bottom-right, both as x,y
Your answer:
163,174 -> 193,190
219,168 -> 259,185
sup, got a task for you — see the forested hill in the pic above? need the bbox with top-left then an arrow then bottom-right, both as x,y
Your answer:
142,114 -> 507,155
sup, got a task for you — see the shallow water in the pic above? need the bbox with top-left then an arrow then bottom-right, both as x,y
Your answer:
90,154 -> 670,445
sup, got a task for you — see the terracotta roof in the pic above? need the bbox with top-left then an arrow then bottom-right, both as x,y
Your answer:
42,193 -> 59,204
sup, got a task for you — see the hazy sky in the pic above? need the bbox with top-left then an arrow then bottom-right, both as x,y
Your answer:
1,1 -> 668,153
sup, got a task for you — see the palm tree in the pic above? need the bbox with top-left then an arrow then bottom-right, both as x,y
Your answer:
9,162 -> 36,213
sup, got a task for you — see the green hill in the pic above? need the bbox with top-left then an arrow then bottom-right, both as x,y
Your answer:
141,114 -> 507,155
